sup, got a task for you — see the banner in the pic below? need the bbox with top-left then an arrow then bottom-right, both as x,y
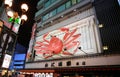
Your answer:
34,16 -> 100,61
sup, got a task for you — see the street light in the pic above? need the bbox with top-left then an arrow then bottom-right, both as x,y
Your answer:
4,0 -> 13,7
1,0 -> 28,76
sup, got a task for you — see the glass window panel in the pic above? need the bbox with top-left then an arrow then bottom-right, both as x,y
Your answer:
49,9 -> 57,17
77,0 -> 81,2
51,0 -> 56,3
45,0 -> 51,8
43,13 -> 49,21
57,4 -> 65,13
43,15 -> 46,21
71,0 -> 77,5
66,1 -> 71,9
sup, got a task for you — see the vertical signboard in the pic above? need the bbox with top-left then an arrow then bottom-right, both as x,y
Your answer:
26,23 -> 37,61
2,54 -> 12,68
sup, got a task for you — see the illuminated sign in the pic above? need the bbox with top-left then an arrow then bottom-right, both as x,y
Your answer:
2,54 -> 12,68
34,16 -> 101,61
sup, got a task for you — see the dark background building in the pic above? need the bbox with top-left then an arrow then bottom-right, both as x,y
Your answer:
94,0 -> 120,54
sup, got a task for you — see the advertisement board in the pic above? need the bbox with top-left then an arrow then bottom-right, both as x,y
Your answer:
34,16 -> 100,61
2,54 -> 12,68
26,23 -> 36,61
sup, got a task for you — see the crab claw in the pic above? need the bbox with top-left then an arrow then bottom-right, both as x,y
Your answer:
60,27 -> 69,32
62,51 -> 73,55
43,32 -> 49,43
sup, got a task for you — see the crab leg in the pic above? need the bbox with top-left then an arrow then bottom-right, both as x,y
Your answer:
43,33 -> 49,43
64,34 -> 80,46
72,41 -> 80,54
34,44 -> 48,49
63,41 -> 80,55
64,41 -> 79,50
63,28 -> 77,42
36,49 -> 52,55
62,51 -> 73,55
60,28 -> 69,40
44,54 -> 53,59
34,41 -> 49,49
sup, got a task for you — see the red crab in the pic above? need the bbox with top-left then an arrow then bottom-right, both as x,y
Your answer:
34,27 -> 81,59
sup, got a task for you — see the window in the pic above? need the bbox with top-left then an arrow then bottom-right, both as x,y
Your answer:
58,62 -> 62,66
51,0 -> 56,3
66,61 -> 71,66
45,0 -> 51,8
71,0 -> 77,5
66,1 -> 71,9
57,4 -> 65,13
77,0 -> 81,3
49,9 -> 57,17
43,13 -> 50,21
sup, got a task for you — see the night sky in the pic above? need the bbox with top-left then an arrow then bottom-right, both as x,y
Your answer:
12,0 -> 39,48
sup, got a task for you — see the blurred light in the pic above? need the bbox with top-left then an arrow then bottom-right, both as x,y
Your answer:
61,15 -> 64,18
103,46 -> 108,50
4,0 -> 13,7
7,10 -> 13,17
0,20 -> 4,27
118,0 -> 120,6
21,14 -> 27,21
73,9 -> 77,11
21,3 -> 28,12
99,24 -> 103,28
0,20 -> 4,33
50,21 -> 53,23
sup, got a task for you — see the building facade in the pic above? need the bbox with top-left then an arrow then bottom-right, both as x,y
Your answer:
24,0 -> 120,77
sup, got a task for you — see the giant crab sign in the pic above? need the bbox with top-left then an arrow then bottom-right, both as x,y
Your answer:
34,27 -> 81,59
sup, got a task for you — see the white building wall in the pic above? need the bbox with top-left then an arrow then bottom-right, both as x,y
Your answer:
25,7 -> 105,69
25,55 -> 120,69
36,8 -> 94,36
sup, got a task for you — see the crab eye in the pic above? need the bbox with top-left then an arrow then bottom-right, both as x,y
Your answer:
43,53 -> 45,55
78,47 -> 81,49
52,51 -> 55,54
64,48 -> 67,51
